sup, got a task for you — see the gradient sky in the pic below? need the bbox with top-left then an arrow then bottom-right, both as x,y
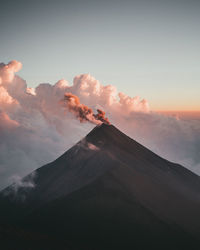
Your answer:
1,0 -> 200,111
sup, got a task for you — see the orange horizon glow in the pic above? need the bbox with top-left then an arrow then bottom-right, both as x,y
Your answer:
154,110 -> 200,113
153,110 -> 200,119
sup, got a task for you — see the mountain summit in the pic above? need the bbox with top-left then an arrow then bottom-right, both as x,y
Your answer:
1,123 -> 200,250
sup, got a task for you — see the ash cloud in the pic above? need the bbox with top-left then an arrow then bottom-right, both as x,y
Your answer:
0,60 -> 200,189
62,92 -> 110,125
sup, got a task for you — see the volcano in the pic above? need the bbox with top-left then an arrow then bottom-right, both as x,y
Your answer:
0,123 -> 200,250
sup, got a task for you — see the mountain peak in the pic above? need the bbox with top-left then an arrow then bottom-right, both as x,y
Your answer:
1,123 -> 200,250
86,123 -> 133,148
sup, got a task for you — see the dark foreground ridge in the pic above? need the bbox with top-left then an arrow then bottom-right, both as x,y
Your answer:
0,123 -> 200,250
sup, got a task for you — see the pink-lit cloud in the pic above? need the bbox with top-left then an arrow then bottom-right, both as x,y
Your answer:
0,60 -> 22,84
0,110 -> 19,130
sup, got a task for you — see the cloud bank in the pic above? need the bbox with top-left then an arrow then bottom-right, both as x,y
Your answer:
0,60 -> 199,189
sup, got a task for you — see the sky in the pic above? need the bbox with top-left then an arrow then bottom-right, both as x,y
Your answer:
1,0 -> 200,111
0,0 -> 200,189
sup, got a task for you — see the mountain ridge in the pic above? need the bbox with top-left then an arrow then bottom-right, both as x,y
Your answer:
0,123 -> 200,249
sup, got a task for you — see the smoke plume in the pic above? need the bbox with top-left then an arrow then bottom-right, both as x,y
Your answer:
63,93 -> 110,125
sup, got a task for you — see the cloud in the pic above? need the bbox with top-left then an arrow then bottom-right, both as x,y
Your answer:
0,60 -> 199,190
0,60 -> 22,84
0,86 -> 18,106
2,172 -> 36,201
10,172 -> 36,192
0,110 -> 19,129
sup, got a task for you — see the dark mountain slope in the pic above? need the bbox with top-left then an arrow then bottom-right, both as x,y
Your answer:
0,123 -> 200,249
22,169 -> 198,250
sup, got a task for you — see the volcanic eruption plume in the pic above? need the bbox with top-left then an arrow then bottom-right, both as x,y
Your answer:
62,93 -> 110,125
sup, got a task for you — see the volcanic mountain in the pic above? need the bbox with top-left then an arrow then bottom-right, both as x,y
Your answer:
0,123 -> 200,250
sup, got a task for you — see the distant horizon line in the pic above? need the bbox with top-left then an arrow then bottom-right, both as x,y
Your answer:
154,110 -> 200,112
